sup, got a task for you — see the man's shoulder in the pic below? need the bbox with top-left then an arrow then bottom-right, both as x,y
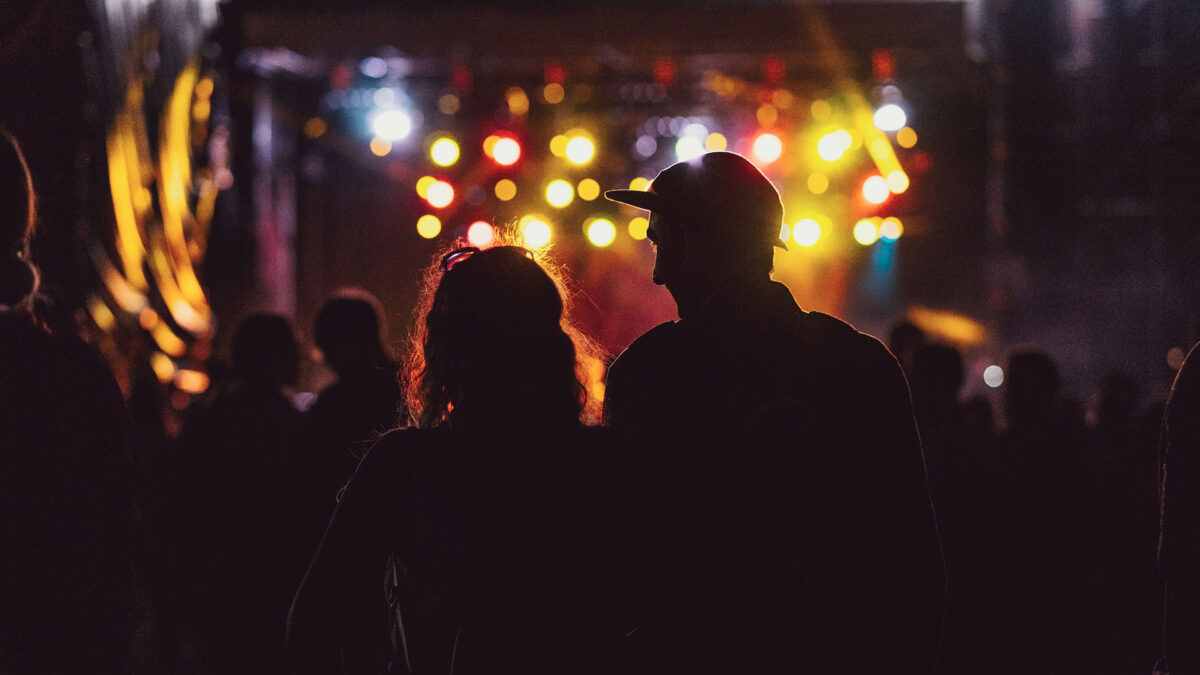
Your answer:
609,320 -> 683,369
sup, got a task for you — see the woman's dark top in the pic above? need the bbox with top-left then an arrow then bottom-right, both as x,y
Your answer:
288,424 -> 635,675
0,311 -> 133,673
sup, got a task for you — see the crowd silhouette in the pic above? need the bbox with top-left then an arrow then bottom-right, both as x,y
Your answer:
2,129 -> 1198,675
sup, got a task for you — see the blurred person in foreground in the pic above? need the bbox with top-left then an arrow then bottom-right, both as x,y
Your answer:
306,290 -> 404,509
288,244 -> 632,674
0,129 -> 133,673
176,313 -> 314,674
604,151 -> 944,674
1160,341 -> 1200,675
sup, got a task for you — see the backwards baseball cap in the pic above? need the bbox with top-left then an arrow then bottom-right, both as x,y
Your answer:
605,151 -> 787,250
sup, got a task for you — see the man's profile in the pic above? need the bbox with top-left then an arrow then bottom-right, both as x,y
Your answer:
605,151 -> 944,673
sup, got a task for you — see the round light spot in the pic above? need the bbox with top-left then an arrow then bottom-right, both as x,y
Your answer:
817,129 -> 853,162
543,83 -> 565,104
897,126 -> 918,149
369,137 -> 392,156
874,103 -> 908,132
545,180 -> 574,208
705,133 -> 728,151
426,180 -> 454,208
416,175 -> 437,199
854,219 -> 879,246
628,216 -> 649,240
491,137 -> 521,166
984,365 -> 1005,388
467,221 -> 495,247
494,179 -> 517,201
793,218 -> 822,247
807,172 -> 830,195
416,215 -> 441,239
577,178 -> 601,201
586,218 -> 617,247
879,217 -> 903,241
886,170 -> 910,194
862,175 -> 890,205
520,215 -> 552,248
430,137 -> 460,166
752,133 -> 783,164
566,136 -> 595,164
371,110 -> 412,141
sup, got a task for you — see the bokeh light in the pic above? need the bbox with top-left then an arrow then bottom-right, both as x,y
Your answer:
543,83 -> 565,104
577,178 -> 601,201
705,133 -> 728,151
491,137 -> 521,166
303,117 -> 327,139
874,103 -> 908,132
879,217 -> 903,241
807,173 -> 830,195
545,180 -> 574,208
635,135 -> 657,158
817,129 -> 853,162
586,218 -> 617,247
752,133 -> 783,164
897,126 -> 918,148
984,365 -> 1005,388
369,138 -> 391,156
816,130 -> 854,163
520,215 -> 553,248
887,170 -> 910,194
437,94 -> 460,115
854,219 -> 879,246
811,99 -> 833,121
793,218 -> 822,247
494,179 -> 517,201
467,221 -> 495,247
675,135 -> 705,162
862,175 -> 890,204
416,214 -> 441,239
628,216 -> 649,240
550,134 -> 569,157
430,137 -> 460,166
629,177 -> 652,191
416,175 -> 437,199
506,87 -> 530,116
566,136 -> 595,164
426,180 -> 454,208
371,109 -> 412,141
756,105 -> 778,127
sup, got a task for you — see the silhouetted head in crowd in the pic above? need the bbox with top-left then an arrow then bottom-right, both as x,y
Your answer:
404,243 -> 600,429
1004,348 -> 1062,432
605,152 -> 785,315
910,343 -> 965,410
888,320 -> 927,374
230,313 -> 300,391
314,290 -> 391,377
0,129 -> 38,310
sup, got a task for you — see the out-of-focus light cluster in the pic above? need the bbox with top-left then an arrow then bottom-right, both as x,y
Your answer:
854,219 -> 880,246
817,129 -> 853,162
862,175 -> 890,204
371,109 -> 412,141
752,132 -> 783,164
467,221 -> 495,247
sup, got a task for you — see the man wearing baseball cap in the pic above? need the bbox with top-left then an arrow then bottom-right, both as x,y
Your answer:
604,152 -> 944,673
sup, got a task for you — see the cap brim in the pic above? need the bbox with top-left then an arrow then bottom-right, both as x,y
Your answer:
604,189 -> 661,211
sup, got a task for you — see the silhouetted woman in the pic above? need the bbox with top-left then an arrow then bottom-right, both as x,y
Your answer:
0,130 -> 133,672
288,245 -> 629,674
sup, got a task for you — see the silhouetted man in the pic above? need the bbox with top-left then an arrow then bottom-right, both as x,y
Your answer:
604,151 -> 943,674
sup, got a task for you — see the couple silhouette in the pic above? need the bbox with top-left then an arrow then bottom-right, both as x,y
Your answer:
288,151 -> 944,674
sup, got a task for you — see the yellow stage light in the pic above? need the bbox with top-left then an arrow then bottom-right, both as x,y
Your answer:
854,219 -> 880,246
467,221 -> 496,247
817,129 -> 852,162
628,216 -> 649,240
629,177 -> 652,191
807,173 -> 829,195
520,215 -> 552,248
897,126 -> 918,148
416,175 -> 437,199
565,136 -> 595,164
886,170 -> 910,194
494,179 -> 517,201
811,99 -> 833,121
545,180 -> 574,208
793,218 -> 822,247
416,215 -> 442,239
426,180 -> 454,208
705,133 -> 728,151
577,178 -> 601,201
752,133 -> 783,164
862,175 -> 890,205
543,83 -> 565,104
506,87 -> 530,116
430,137 -> 460,166
491,137 -> 521,166
586,218 -> 617,247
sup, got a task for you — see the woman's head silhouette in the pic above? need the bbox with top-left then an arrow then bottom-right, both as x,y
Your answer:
405,243 -> 598,429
